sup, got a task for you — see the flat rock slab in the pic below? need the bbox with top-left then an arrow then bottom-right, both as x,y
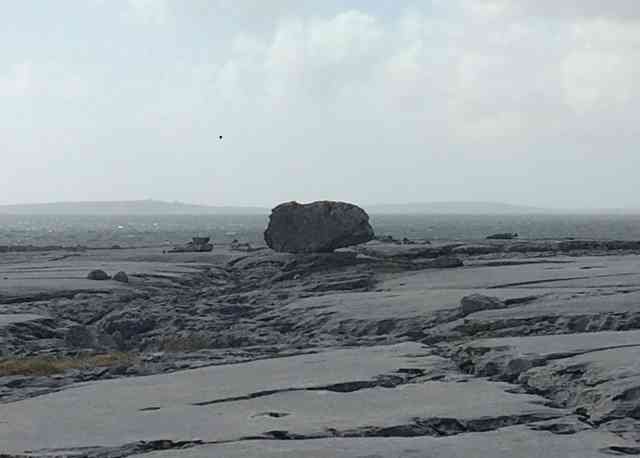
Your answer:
449,291 -> 640,325
380,255 -> 640,291
2,383 -> 561,454
0,343 -> 563,454
467,330 -> 640,357
259,288 -> 545,342
135,428 -> 634,458
0,257 -> 210,298
283,289 -> 541,319
470,291 -> 640,320
426,290 -> 640,342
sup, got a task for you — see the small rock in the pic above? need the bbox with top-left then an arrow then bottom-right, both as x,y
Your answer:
486,232 -> 518,240
87,269 -> 110,281
460,294 -> 506,316
113,271 -> 129,283
169,237 -> 213,253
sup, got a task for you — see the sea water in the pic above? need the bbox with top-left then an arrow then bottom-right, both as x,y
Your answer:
1,214 -> 639,248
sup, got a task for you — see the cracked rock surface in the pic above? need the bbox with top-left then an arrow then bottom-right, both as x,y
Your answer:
1,239 -> 640,456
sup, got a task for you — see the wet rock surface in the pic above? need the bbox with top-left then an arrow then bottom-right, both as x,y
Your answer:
1,239 -> 640,456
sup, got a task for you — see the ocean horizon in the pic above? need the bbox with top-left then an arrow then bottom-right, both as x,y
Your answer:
2,213 -> 640,248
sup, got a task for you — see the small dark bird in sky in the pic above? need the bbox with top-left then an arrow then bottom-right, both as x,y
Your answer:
219,135 -> 223,140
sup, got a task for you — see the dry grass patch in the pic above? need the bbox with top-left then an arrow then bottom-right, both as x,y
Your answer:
0,352 -> 137,377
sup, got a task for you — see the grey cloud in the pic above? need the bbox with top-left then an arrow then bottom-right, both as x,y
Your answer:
1,1 -> 639,209
504,0 -> 640,20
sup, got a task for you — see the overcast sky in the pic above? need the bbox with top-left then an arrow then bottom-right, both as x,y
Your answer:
1,0 -> 639,209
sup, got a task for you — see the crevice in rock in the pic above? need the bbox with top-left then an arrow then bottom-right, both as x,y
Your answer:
447,339 -> 640,438
600,445 -> 640,456
191,369 -> 425,407
239,412 -> 565,442
453,343 -> 640,383
0,290 -> 111,305
1,439 -> 205,458
426,311 -> 640,345
0,413 -> 577,458
488,273 -> 637,289
252,411 -> 291,418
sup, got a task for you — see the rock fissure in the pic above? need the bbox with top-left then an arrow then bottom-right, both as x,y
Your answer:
191,370 -> 426,407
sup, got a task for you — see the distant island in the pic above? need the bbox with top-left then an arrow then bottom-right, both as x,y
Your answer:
365,202 -> 549,215
0,200 -> 636,216
0,199 -> 553,216
0,200 -> 270,216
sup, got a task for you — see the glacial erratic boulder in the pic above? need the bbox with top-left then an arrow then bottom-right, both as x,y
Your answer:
87,269 -> 110,281
264,201 -> 374,253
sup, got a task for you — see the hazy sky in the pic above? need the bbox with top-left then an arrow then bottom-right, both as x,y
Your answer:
2,0 -> 639,208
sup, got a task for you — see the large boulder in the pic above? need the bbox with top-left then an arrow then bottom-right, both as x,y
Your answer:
264,201 -> 374,253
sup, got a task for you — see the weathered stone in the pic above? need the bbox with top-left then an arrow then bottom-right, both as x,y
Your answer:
264,201 -> 374,253
113,271 -> 129,283
87,269 -> 110,281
